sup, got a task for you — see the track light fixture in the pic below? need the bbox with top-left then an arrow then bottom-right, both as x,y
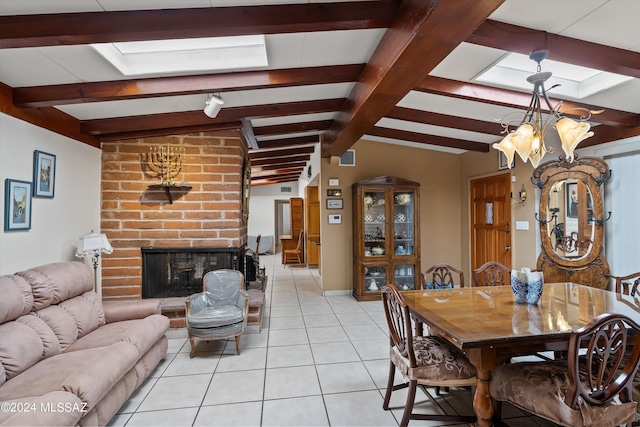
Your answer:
204,94 -> 224,118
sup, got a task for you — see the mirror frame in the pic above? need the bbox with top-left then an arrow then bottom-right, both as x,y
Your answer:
533,155 -> 611,288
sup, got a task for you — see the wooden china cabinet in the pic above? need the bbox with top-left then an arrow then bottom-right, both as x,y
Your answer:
352,176 -> 421,301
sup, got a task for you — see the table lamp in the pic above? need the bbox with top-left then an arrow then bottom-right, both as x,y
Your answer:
75,231 -> 113,296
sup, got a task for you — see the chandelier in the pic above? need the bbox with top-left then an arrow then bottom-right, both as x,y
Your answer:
492,50 -> 601,168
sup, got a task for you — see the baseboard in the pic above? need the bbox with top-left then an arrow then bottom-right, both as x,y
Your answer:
322,289 -> 351,297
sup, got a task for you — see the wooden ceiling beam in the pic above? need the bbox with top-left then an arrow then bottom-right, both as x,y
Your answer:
0,82 -> 99,147
253,161 -> 308,171
256,135 -> 318,149
253,120 -> 332,136
322,0 -> 506,158
252,167 -> 304,177
386,106 -> 498,135
82,98 -> 344,135
250,154 -> 311,166
415,76 -> 639,128
0,2 -> 399,49
251,171 -> 302,180
250,146 -> 315,159
468,20 -> 640,79
368,126 -> 490,152
251,176 -> 301,185
14,64 -> 364,107
97,122 -> 243,142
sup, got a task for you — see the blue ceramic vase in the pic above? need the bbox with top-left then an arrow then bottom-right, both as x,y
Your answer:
511,268 -> 544,304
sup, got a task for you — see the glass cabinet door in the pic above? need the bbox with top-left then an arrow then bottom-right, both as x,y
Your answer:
393,191 -> 414,256
393,264 -> 415,290
363,191 -> 387,257
364,265 -> 386,293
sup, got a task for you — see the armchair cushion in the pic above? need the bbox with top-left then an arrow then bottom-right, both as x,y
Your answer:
187,301 -> 244,329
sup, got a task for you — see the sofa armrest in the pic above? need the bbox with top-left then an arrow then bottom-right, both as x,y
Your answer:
103,299 -> 162,323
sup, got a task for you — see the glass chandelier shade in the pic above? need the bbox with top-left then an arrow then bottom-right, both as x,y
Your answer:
492,50 -> 599,169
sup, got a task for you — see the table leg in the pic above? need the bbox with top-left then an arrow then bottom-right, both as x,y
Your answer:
473,368 -> 493,427
467,348 -> 497,427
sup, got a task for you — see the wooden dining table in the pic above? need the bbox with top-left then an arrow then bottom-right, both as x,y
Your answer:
402,282 -> 640,427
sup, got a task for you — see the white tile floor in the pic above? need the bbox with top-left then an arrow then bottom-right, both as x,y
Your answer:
107,253 -> 559,427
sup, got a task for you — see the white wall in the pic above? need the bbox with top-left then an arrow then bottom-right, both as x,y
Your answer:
247,181 -> 298,253
0,114 -> 101,274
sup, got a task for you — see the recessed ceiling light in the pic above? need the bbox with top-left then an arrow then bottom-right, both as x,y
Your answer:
91,35 -> 268,77
475,52 -> 632,99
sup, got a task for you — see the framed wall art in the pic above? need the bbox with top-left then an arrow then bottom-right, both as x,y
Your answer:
4,179 -> 32,231
326,198 -> 343,210
33,150 -> 56,198
497,151 -> 515,170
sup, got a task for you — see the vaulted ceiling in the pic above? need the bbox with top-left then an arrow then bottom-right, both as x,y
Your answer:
1,0 -> 640,185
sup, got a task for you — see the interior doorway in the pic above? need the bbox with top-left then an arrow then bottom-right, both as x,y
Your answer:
470,173 -> 512,270
274,199 -> 290,253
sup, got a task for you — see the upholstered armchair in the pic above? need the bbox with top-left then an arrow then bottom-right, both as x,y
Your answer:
185,269 -> 248,358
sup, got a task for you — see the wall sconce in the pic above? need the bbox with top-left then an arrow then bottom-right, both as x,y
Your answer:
512,184 -> 527,205
204,94 -> 224,118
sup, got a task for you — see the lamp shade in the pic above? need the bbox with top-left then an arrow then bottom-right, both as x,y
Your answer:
203,95 -> 224,118
76,232 -> 113,258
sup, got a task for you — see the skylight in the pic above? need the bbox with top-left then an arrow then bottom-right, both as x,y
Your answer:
475,52 -> 632,99
91,35 -> 268,77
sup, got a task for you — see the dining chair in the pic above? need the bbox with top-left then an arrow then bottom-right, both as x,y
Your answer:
381,284 -> 477,426
283,229 -> 304,266
489,312 -> 640,427
472,261 -> 510,287
422,263 -> 464,289
185,269 -> 248,357
608,271 -> 640,425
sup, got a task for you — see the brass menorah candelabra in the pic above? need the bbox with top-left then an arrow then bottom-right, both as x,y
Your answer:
145,144 -> 185,186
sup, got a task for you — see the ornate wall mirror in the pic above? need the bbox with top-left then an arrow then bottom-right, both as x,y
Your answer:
533,155 -> 611,289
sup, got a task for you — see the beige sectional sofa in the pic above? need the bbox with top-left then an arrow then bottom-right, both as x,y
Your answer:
0,261 -> 170,426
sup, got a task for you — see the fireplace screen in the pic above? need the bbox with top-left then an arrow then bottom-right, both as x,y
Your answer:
142,247 -> 244,298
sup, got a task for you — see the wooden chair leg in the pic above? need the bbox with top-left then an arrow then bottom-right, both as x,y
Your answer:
383,360 -> 395,410
400,380 -> 417,427
235,335 -> 241,355
189,337 -> 196,358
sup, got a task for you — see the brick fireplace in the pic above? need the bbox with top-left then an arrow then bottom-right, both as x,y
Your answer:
100,130 -> 248,300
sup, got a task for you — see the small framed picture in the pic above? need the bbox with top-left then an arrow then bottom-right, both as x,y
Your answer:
33,150 -> 56,198
326,198 -> 343,210
4,179 -> 32,231
497,151 -> 515,170
327,189 -> 342,197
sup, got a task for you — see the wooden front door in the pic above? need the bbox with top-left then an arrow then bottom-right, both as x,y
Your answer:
471,173 -> 512,270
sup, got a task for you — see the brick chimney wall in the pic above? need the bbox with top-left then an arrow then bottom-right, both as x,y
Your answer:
100,130 -> 248,300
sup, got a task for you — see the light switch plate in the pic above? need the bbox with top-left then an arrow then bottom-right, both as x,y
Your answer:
515,221 -> 529,230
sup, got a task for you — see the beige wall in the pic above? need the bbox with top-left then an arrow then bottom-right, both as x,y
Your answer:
317,139 -> 541,294
459,150 -> 539,281
319,139 -> 462,293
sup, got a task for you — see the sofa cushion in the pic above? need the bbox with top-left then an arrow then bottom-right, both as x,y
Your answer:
59,292 -> 105,338
65,315 -> 170,355
15,314 -> 61,359
17,262 -> 92,311
0,322 -> 43,381
0,275 -> 33,324
34,306 -> 78,352
0,341 -> 140,411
